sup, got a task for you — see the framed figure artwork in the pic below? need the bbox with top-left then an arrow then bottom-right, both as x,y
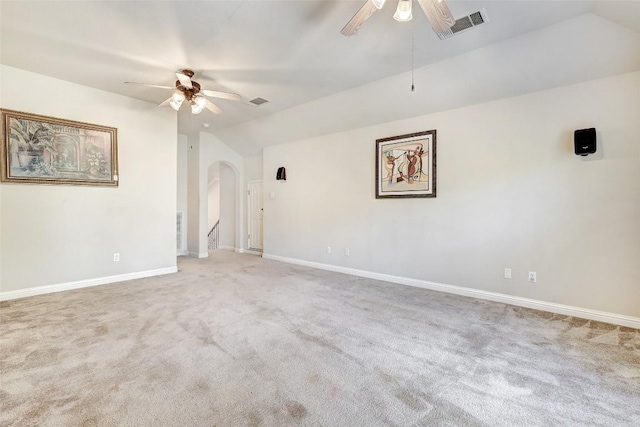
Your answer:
376,130 -> 436,199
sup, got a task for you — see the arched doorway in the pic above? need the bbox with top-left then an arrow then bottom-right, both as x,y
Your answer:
207,161 -> 237,251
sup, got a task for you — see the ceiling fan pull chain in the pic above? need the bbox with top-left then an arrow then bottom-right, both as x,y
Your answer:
411,22 -> 415,92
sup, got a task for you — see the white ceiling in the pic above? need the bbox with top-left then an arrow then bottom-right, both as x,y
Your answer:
1,1 -> 638,154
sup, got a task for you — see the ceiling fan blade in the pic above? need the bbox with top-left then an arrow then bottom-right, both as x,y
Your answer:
416,0 -> 455,34
124,82 -> 173,90
201,90 -> 242,101
158,97 -> 172,108
204,99 -> 223,115
340,0 -> 379,37
176,72 -> 193,89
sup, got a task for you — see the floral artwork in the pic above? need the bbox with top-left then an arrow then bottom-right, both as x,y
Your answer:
1,109 -> 118,186
375,130 -> 436,198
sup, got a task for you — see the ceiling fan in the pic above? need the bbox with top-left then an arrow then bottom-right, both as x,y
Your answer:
125,69 -> 242,115
341,0 -> 455,37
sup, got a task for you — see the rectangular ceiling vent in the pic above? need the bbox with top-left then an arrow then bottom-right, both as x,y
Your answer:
437,9 -> 488,40
249,97 -> 269,106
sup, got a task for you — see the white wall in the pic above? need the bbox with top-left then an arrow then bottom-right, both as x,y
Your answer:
263,72 -> 640,318
177,134 -> 188,255
207,162 -> 221,232
219,163 -> 236,248
186,132 -> 205,256
177,135 -> 188,216
207,180 -> 220,230
0,65 -> 177,293
244,153 -> 263,183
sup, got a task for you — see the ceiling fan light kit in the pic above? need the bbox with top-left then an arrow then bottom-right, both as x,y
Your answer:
341,0 -> 455,37
393,0 -> 413,22
124,69 -> 242,116
191,95 -> 207,114
170,92 -> 185,111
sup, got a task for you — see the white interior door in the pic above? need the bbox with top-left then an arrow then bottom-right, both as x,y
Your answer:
248,181 -> 263,250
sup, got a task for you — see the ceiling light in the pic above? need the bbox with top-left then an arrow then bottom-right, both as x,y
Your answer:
393,0 -> 412,22
371,0 -> 386,9
194,95 -> 207,109
169,91 -> 185,111
191,95 -> 206,114
169,99 -> 183,111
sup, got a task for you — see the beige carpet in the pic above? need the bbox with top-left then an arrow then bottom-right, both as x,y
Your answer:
1,251 -> 639,426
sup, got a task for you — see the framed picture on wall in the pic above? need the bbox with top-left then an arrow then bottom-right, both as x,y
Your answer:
0,109 -> 118,186
376,130 -> 436,199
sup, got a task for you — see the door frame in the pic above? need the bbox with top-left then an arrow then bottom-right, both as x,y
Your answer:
247,180 -> 264,251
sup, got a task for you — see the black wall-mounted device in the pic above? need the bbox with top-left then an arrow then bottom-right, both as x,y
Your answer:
276,167 -> 286,181
574,128 -> 596,156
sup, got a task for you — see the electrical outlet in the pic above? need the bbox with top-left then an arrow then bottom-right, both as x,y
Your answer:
345,248 -> 350,256
113,253 -> 120,262
528,271 -> 537,283
326,246 -> 332,254
504,268 -> 512,279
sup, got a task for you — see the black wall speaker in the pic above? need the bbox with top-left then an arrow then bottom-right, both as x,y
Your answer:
574,128 -> 596,156
276,167 -> 286,181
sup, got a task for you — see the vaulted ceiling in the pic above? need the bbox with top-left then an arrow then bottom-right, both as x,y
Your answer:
1,1 -> 639,155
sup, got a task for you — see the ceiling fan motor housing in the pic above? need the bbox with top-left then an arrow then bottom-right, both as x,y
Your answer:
176,80 -> 201,101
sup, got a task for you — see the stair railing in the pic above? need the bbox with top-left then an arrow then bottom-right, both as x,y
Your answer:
208,220 -> 220,250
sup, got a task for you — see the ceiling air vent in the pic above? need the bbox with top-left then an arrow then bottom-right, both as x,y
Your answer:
437,9 -> 488,40
249,97 -> 269,106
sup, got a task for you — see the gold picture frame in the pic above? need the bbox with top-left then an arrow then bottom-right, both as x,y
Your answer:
1,109 -> 118,186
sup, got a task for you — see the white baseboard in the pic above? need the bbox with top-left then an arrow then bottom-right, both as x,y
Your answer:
189,251 -> 209,258
218,246 -> 236,252
0,266 -> 178,302
242,249 -> 263,256
262,254 -> 640,329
